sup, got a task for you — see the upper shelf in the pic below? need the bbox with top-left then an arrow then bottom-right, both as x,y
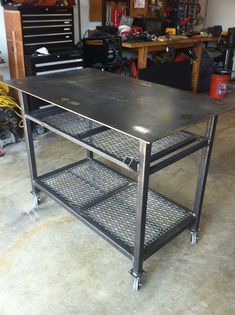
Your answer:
5,68 -> 235,143
29,106 -> 206,173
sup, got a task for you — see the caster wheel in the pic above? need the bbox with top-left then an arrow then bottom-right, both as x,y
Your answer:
35,125 -> 45,135
132,278 -> 141,291
34,194 -> 41,206
191,231 -> 198,245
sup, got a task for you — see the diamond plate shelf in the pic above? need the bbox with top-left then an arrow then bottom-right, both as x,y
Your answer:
35,158 -> 195,259
29,108 -> 202,172
32,106 -> 107,139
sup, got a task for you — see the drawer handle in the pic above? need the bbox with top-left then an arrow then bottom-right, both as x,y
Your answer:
36,67 -> 83,76
23,25 -> 72,29
24,32 -> 72,38
22,14 -> 72,17
24,39 -> 72,46
35,59 -> 83,67
23,19 -> 72,23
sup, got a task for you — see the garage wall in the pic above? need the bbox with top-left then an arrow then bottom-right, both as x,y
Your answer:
74,0 -> 101,42
0,6 -> 10,79
205,0 -> 235,30
205,0 -> 235,78
0,7 -> 7,59
193,0 -> 207,31
80,0 -> 101,39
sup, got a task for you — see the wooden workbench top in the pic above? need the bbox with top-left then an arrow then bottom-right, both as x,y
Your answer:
122,36 -> 218,48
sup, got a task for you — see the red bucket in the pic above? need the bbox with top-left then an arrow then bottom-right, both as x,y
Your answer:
209,73 -> 230,99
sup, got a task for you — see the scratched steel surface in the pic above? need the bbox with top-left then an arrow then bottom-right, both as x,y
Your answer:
5,68 -> 235,143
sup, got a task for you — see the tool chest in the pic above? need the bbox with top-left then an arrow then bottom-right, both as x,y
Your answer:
19,6 -> 74,54
4,6 -> 80,80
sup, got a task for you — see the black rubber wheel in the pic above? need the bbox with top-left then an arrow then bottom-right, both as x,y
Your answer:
35,125 -> 45,135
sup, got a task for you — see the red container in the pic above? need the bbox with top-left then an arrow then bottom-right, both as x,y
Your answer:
209,73 -> 230,99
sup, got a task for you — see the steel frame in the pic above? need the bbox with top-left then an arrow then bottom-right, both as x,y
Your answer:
19,90 -> 218,291
25,113 -> 210,175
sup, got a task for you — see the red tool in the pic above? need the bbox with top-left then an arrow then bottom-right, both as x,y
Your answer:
180,17 -> 190,25
113,1 -> 120,29
131,26 -> 143,35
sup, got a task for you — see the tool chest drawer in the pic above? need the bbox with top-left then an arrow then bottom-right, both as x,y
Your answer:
24,49 -> 83,111
22,25 -> 73,36
25,49 -> 83,76
23,34 -> 73,47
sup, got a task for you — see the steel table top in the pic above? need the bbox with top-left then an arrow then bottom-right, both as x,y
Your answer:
6,68 -> 235,143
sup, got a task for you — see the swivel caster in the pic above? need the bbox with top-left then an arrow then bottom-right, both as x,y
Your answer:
132,277 -> 141,291
190,231 -> 198,245
35,125 -> 45,135
129,269 -> 144,291
33,193 -> 41,207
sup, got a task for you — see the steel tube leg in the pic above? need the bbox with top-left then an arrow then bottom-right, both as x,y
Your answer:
19,92 -> 40,205
87,121 -> 94,159
130,141 -> 151,290
87,150 -> 94,159
191,116 -> 218,244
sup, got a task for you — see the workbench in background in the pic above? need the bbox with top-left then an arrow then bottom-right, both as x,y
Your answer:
122,36 -> 218,92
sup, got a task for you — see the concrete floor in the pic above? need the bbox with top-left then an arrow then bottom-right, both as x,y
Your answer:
0,110 -> 235,315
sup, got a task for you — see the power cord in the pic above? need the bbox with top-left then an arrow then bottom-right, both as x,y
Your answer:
0,83 -> 23,128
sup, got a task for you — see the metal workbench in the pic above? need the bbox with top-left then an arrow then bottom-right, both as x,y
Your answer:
6,68 -> 235,290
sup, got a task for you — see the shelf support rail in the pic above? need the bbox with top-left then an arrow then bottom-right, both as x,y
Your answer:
191,115 -> 218,235
130,140 -> 151,290
20,92 -> 40,199
149,137 -> 209,175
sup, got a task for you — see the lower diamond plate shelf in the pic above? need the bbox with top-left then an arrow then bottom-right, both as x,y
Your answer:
35,159 -> 195,259
37,159 -> 130,209
84,184 -> 195,258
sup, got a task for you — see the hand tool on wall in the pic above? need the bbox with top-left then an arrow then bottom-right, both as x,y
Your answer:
113,0 -> 120,29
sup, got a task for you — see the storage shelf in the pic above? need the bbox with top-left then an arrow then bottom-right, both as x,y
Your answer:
36,159 -> 130,209
83,128 -> 198,166
32,107 -> 107,139
35,158 -> 195,259
30,108 -> 201,172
